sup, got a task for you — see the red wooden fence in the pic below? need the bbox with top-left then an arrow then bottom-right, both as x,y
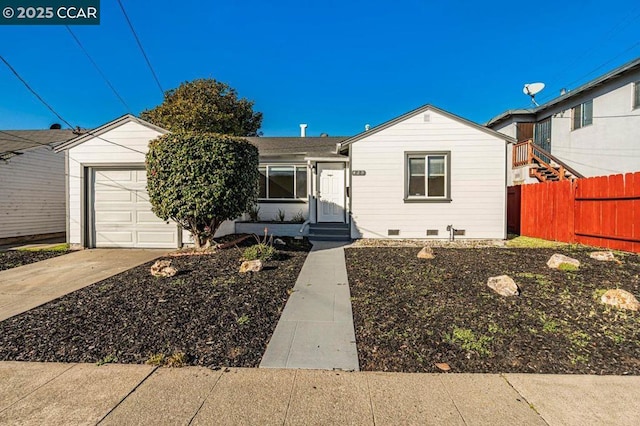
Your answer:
510,171 -> 640,253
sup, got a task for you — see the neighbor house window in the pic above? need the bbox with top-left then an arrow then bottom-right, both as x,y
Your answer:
258,165 -> 307,200
405,152 -> 450,201
634,82 -> 640,109
572,100 -> 593,130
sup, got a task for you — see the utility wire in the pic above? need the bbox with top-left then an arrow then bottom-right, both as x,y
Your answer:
0,54 -> 147,155
65,26 -> 131,112
0,54 -> 75,129
116,0 -> 164,97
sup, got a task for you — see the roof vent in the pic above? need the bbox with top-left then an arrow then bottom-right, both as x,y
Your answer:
320,132 -> 329,137
300,124 -> 307,138
560,88 -> 568,95
50,123 -> 62,130
365,124 -> 370,131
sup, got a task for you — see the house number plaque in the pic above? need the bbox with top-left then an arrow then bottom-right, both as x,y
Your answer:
352,170 -> 366,176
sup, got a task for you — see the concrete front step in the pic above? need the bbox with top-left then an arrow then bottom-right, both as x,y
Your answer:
308,223 -> 351,241
307,234 -> 352,242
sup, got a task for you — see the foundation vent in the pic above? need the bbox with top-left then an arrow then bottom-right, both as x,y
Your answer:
426,229 -> 438,236
387,229 -> 400,236
453,229 -> 466,236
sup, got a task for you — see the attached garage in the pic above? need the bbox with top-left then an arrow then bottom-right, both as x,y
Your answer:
56,114 -> 180,249
90,168 -> 178,248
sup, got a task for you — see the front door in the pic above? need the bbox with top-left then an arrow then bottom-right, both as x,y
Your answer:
317,163 -> 345,223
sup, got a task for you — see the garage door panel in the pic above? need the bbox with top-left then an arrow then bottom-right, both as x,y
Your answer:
93,168 -> 177,248
95,211 -> 133,224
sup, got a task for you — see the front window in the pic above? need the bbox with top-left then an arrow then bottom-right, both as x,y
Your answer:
634,82 -> 640,109
258,165 -> 307,200
406,152 -> 450,201
572,100 -> 593,130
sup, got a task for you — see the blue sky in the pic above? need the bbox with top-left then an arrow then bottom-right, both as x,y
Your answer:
1,0 -> 639,136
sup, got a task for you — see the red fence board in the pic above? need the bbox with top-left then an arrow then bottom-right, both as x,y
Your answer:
507,171 -> 640,254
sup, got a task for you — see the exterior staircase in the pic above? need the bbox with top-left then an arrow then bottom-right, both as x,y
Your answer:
513,139 -> 583,182
308,223 -> 351,241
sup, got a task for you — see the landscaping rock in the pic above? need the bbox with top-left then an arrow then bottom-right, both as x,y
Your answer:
601,289 -> 640,311
239,259 -> 263,273
274,238 -> 286,246
417,247 -> 434,259
590,251 -> 616,262
150,259 -> 177,277
487,275 -> 520,297
547,253 -> 580,269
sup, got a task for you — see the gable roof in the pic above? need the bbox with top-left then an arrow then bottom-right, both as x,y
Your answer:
339,104 -> 516,151
0,129 -> 77,156
487,56 -> 640,127
54,114 -> 168,152
245,136 -> 346,158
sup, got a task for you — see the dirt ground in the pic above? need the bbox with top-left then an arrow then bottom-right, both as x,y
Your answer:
345,246 -> 640,374
0,237 -> 310,368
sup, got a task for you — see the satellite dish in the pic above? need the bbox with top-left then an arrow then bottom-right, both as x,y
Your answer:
523,82 -> 545,106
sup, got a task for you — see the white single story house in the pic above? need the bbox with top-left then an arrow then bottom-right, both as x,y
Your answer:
0,128 -> 76,244
55,106 -> 514,249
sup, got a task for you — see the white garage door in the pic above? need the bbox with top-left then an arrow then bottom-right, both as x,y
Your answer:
93,169 -> 178,248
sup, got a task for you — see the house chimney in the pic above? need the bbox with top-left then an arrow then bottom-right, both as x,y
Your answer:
299,124 -> 307,138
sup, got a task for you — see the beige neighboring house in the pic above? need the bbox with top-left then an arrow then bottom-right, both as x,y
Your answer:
488,56 -> 640,185
0,128 -> 76,244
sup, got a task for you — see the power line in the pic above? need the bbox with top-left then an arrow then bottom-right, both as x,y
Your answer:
0,54 -> 75,129
116,0 -> 164,97
0,54 -> 147,155
65,26 -> 131,112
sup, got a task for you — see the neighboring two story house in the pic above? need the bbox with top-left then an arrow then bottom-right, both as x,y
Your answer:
487,57 -> 640,185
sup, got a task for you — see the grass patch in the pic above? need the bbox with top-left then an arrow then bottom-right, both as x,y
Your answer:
444,327 -> 493,357
506,237 -> 567,249
96,353 -> 118,366
558,263 -> 579,272
17,243 -> 69,252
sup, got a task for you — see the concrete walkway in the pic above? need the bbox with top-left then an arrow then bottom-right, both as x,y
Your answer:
0,249 -> 165,321
1,362 -> 639,425
260,241 -> 359,370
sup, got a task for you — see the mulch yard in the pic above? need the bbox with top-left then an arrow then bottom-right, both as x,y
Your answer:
0,237 -> 310,368
0,246 -> 70,272
346,247 -> 640,375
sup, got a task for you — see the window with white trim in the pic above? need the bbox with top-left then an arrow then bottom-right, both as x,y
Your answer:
634,81 -> 640,109
572,100 -> 593,130
406,152 -> 449,201
258,165 -> 307,200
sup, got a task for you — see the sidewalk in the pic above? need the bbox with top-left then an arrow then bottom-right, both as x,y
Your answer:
260,241 -> 359,370
0,249 -> 165,321
1,361 -> 639,425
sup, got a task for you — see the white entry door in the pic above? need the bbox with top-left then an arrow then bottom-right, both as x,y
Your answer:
317,163 -> 345,222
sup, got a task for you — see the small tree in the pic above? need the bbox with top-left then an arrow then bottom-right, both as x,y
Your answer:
146,132 -> 259,248
141,79 -> 263,136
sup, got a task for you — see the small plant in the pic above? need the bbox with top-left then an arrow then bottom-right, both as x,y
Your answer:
96,353 -> 118,366
146,353 -> 166,366
558,263 -> 579,272
236,314 -> 250,325
247,204 -> 260,222
275,209 -> 286,222
165,351 -> 186,368
291,210 -> 306,223
444,327 -> 492,357
243,228 -> 278,261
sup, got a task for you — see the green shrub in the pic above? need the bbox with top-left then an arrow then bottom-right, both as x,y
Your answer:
243,243 -> 277,261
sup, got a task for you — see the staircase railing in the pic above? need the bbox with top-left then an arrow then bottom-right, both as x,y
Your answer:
512,139 -> 584,181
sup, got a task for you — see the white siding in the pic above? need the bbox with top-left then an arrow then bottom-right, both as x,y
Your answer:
254,202 -> 308,222
350,109 -> 507,239
67,121 -> 169,246
545,72 -> 640,177
0,147 -> 65,239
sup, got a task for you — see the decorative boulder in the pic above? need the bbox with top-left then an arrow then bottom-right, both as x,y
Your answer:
239,259 -> 263,273
150,259 -> 177,277
417,247 -> 434,259
590,251 -> 616,262
487,275 -> 520,297
547,254 -> 580,269
600,289 -> 640,311
274,238 -> 287,246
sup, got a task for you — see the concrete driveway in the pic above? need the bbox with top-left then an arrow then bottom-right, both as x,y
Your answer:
0,249 -> 166,321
